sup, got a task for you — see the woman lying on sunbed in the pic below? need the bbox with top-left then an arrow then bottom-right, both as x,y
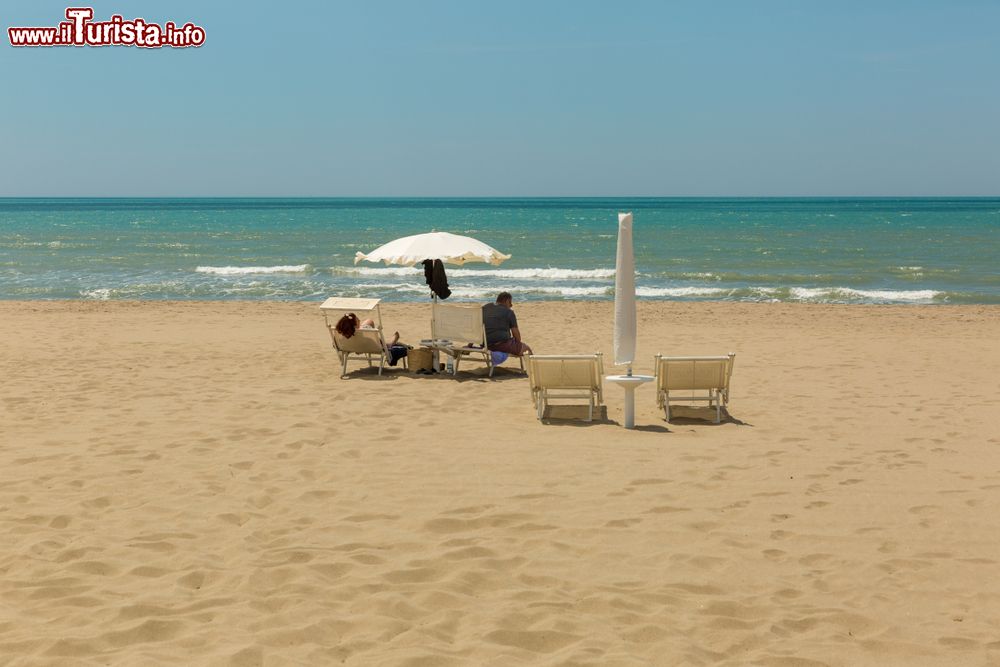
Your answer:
330,313 -> 409,366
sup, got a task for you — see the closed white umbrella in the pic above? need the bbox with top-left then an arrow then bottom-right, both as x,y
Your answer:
354,231 -> 510,267
613,212 -> 636,370
606,212 -> 652,428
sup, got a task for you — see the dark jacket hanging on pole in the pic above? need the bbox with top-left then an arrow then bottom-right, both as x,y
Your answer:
421,258 -> 451,300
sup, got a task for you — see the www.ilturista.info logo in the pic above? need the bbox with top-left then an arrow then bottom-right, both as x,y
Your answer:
8,7 -> 205,48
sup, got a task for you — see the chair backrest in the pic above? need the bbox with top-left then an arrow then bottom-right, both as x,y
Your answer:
332,328 -> 385,355
656,354 -> 735,391
431,303 -> 486,345
527,354 -> 603,392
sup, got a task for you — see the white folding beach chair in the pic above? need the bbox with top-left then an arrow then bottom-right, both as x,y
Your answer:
431,302 -> 524,376
654,353 -> 735,423
320,297 -> 401,377
527,353 -> 604,422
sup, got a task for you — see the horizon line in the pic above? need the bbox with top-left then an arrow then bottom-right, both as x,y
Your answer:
2,194 -> 999,200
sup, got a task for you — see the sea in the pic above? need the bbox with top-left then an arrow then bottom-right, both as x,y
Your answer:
1,197 -> 998,304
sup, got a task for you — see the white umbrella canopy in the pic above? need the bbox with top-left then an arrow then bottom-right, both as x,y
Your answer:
613,212 -> 637,370
354,231 -> 511,267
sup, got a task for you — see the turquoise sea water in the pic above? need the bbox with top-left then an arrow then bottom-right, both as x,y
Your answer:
1,198 -> 998,304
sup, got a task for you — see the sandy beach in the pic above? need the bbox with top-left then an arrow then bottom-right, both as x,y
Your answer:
2,300 -> 999,666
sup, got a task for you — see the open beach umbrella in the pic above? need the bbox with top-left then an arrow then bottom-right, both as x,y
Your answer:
354,231 -> 510,267
613,212 -> 636,371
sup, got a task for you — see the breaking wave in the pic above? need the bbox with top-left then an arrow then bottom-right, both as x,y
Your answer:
789,287 -> 941,303
196,265 -> 311,275
337,266 -> 616,280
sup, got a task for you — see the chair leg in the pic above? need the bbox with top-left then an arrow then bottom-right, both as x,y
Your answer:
453,355 -> 460,375
378,354 -> 384,376
537,396 -> 545,420
587,395 -> 593,422
342,354 -> 349,377
715,400 -> 721,424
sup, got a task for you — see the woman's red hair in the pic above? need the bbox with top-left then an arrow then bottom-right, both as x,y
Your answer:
334,313 -> 360,338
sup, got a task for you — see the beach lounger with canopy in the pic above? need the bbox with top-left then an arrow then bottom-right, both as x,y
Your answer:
320,297 -> 402,377
654,353 -> 735,423
527,353 -> 604,421
431,302 -> 524,376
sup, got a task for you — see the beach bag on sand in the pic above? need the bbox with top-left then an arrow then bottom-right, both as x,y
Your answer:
408,347 -> 434,372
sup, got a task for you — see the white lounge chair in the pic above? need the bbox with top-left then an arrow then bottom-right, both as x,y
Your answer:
320,297 -> 401,377
654,353 -> 735,423
431,302 -> 524,376
329,328 -> 389,377
527,354 -> 604,422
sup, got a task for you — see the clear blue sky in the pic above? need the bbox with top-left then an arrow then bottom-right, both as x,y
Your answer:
2,1 -> 998,196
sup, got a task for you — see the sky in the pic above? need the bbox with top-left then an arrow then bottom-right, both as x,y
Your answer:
1,1 -> 998,196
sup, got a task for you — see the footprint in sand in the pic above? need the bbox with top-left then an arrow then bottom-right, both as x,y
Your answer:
645,505 -> 690,514
628,478 -> 670,486
341,513 -> 399,523
227,647 -> 264,666
442,504 -> 496,515
484,629 -> 582,653
938,636 -> 979,649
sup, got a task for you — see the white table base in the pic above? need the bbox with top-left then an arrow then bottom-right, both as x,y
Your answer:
605,374 -> 654,429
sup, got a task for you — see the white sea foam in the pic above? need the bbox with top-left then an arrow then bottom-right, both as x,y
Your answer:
196,265 -> 310,275
137,242 -> 190,249
790,287 -> 941,302
447,285 -> 612,298
635,286 -> 728,297
355,282 -> 429,293
361,284 -> 613,298
336,266 -> 617,280
81,288 -> 113,300
677,272 -> 721,280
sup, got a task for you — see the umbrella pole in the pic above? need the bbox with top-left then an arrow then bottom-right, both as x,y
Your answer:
623,385 -> 636,428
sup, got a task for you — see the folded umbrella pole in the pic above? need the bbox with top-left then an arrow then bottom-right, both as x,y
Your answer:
606,212 -> 653,429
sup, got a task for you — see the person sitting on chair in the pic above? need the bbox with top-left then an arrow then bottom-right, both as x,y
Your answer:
482,292 -> 533,357
330,313 -> 408,365
331,313 -> 401,344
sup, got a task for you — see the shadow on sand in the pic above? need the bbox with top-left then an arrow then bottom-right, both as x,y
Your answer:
342,364 -> 528,383
663,405 -> 753,427
537,405 -> 612,426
